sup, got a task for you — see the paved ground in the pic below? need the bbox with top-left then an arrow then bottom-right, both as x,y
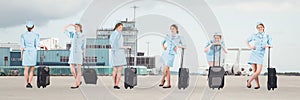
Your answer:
0,75 -> 299,100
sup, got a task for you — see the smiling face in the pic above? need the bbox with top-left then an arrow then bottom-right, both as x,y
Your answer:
214,35 -> 221,43
116,25 -> 123,32
256,24 -> 264,33
74,24 -> 82,32
170,26 -> 178,34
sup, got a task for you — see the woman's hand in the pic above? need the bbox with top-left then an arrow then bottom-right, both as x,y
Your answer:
204,48 -> 209,53
250,46 -> 256,50
39,45 -> 48,51
264,45 -> 273,48
162,45 -> 166,50
20,48 -> 24,51
174,47 -> 177,52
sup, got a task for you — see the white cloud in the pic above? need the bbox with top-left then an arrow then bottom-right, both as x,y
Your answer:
0,0 -> 89,28
210,0 -> 300,13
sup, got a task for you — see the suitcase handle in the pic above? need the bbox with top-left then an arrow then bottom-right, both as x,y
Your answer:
40,47 -> 46,65
180,48 -> 185,68
268,47 -> 271,68
126,48 -> 132,68
213,44 -> 222,67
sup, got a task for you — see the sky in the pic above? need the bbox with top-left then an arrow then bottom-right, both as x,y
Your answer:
0,0 -> 299,72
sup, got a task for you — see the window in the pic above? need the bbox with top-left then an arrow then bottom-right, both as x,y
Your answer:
60,56 -> 69,62
84,56 -> 97,62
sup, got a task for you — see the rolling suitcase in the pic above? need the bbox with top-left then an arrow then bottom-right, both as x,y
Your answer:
124,48 -> 137,89
178,48 -> 189,89
37,47 -> 50,88
208,44 -> 225,89
267,47 -> 277,91
83,58 -> 98,84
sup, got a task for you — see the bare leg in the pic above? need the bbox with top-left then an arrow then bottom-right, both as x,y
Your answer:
112,67 -> 117,86
254,64 -> 262,87
247,64 -> 257,86
165,66 -> 170,86
208,62 -> 213,67
24,66 -> 29,84
115,66 -> 122,86
160,65 -> 167,85
74,64 -> 82,86
70,64 -> 76,79
28,66 -> 35,84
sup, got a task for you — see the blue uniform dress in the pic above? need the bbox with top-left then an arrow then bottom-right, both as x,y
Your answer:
247,32 -> 272,65
20,31 -> 39,66
65,31 -> 86,65
109,30 -> 127,67
205,40 -> 225,62
160,33 -> 185,67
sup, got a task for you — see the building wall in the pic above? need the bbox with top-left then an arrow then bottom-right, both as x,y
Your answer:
0,47 -> 10,66
37,50 -> 70,65
10,51 -> 21,66
40,38 -> 60,50
0,43 -> 20,50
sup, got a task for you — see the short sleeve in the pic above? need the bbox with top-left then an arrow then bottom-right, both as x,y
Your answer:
178,36 -> 186,48
267,34 -> 272,45
162,34 -> 168,45
205,40 -> 213,48
247,34 -> 254,43
65,31 -> 74,39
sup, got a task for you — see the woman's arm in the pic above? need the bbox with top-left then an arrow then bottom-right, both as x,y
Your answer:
246,35 -> 256,50
63,24 -> 74,32
20,34 -> 25,51
264,35 -> 273,48
204,41 -> 213,53
162,39 -> 167,50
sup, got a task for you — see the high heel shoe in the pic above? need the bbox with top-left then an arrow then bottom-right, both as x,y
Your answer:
113,86 -> 120,89
159,80 -> 166,87
26,83 -> 33,88
246,80 -> 251,88
254,86 -> 260,89
163,85 -> 171,88
70,85 -> 79,89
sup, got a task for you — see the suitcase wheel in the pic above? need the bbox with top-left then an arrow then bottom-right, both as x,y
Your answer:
37,85 -> 41,88
124,83 -> 128,89
267,86 -> 271,91
130,86 -> 134,89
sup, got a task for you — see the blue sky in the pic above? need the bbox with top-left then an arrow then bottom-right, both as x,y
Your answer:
0,0 -> 299,72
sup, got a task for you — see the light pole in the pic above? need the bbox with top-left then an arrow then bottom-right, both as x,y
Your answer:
131,5 -> 139,21
146,42 -> 150,56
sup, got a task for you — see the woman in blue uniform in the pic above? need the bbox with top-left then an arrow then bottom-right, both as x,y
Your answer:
20,21 -> 47,88
109,23 -> 130,89
159,24 -> 185,88
246,22 -> 272,89
63,23 -> 86,89
204,33 -> 227,67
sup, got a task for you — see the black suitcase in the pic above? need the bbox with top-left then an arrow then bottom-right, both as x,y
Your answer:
124,48 -> 137,89
83,58 -> 98,84
37,47 -> 50,88
124,67 -> 137,89
178,48 -> 189,89
267,47 -> 277,91
208,44 -> 225,89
